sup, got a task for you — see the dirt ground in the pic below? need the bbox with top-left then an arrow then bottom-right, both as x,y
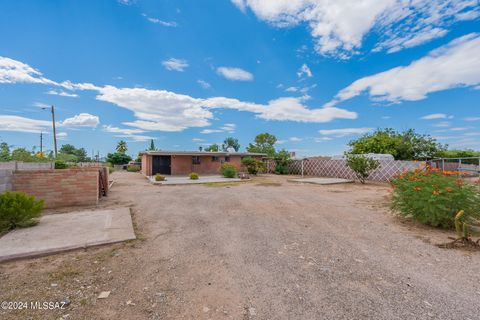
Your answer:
1,172 -> 479,320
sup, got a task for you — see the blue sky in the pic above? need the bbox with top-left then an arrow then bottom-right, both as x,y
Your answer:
0,0 -> 479,158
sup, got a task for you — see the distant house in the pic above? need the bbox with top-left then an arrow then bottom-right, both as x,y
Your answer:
139,150 -> 266,176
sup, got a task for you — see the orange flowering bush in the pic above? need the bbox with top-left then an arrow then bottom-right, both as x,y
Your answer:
391,167 -> 480,228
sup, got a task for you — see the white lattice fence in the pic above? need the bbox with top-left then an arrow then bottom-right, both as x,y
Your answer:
288,159 -> 425,182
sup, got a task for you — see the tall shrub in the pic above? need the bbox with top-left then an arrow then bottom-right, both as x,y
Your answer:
0,192 -> 44,233
241,157 -> 265,175
220,163 -> 237,178
391,168 -> 480,229
346,154 -> 380,184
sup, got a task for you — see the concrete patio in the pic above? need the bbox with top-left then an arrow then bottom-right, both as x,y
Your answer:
149,175 -> 242,185
288,177 -> 354,185
0,208 -> 136,262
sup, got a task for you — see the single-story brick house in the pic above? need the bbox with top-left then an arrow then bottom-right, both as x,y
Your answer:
140,150 -> 266,176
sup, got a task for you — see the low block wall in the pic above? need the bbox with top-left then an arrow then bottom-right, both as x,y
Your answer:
0,161 -> 54,170
0,169 -> 13,193
12,168 -> 100,209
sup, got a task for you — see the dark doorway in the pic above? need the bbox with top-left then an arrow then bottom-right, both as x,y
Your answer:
152,156 -> 171,175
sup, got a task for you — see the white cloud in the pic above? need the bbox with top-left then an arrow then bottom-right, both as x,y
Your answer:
232,0 -> 479,57
117,0 -> 135,5
433,121 -> 451,127
314,137 -> 333,142
162,58 -> 189,72
197,80 -> 211,89
192,138 -> 205,142
115,134 -> 156,142
449,127 -> 470,131
289,137 -> 302,142
217,67 -> 253,81
57,132 -> 68,140
421,113 -> 453,120
200,129 -> 223,134
45,90 -> 78,98
0,115 -> 51,133
143,14 -> 177,27
0,56 -> 59,86
297,64 -> 312,78
319,127 -> 374,137
95,86 -> 211,132
0,56 -> 358,132
231,0 -> 247,12
103,125 -> 153,142
464,116 -> 480,121
285,86 -> 298,92
103,125 -> 145,135
60,113 -> 100,127
326,33 -> 480,107
220,123 -> 236,132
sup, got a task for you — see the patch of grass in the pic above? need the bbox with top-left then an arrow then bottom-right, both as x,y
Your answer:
202,182 -> 242,187
48,263 -> 81,282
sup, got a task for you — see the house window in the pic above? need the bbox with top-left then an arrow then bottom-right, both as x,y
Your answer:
192,156 -> 201,165
225,156 -> 231,162
212,156 -> 220,162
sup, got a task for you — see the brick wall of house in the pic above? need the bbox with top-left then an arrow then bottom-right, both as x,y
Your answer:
141,154 -> 152,176
12,168 -> 100,209
143,154 -> 264,176
171,155 -> 258,175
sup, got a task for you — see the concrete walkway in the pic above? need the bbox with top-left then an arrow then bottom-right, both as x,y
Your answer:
288,177 -> 353,185
0,208 -> 136,262
149,175 -> 242,185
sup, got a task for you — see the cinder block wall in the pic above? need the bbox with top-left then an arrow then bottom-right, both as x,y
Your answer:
12,168 -> 100,209
0,169 -> 13,193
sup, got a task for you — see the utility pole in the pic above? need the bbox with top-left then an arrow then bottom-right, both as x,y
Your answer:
41,105 -> 58,157
40,132 -> 43,155
51,105 -> 57,158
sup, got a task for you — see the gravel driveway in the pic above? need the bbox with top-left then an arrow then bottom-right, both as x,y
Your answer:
1,172 -> 479,320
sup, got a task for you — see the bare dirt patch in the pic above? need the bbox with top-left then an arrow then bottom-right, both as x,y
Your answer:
1,172 -> 479,319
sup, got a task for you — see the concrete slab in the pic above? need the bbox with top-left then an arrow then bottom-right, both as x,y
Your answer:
0,208 -> 136,262
148,175 -> 242,185
288,177 -> 354,185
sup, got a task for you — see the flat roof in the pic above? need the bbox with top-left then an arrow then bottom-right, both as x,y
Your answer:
139,150 -> 267,157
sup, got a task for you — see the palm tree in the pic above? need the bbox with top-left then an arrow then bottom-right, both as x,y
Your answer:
116,140 -> 127,154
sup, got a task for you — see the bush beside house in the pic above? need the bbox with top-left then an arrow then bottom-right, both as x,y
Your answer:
220,164 -> 237,178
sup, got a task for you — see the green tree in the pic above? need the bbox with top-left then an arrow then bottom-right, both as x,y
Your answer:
106,152 -> 132,165
348,128 -> 445,160
204,143 -> 220,152
0,142 -> 10,161
222,137 -> 240,152
116,140 -> 127,154
59,144 -> 89,162
345,154 -> 380,184
11,148 -> 34,162
247,133 -> 277,157
59,144 -> 76,155
148,139 -> 156,151
274,149 -> 291,174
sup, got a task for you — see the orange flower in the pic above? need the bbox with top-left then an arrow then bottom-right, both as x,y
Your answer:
413,187 -> 422,192
445,187 -> 453,193
432,190 -> 440,196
